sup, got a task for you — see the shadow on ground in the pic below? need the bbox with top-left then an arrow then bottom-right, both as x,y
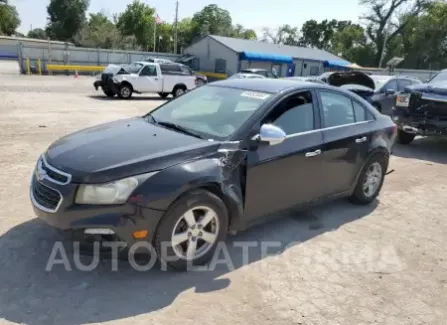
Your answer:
88,94 -> 169,101
392,136 -> 447,164
0,199 -> 378,325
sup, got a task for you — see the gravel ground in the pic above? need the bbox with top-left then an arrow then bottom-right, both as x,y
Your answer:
0,75 -> 446,325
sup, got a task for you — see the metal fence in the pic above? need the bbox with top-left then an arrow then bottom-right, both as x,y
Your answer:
11,42 -> 181,74
358,68 -> 440,82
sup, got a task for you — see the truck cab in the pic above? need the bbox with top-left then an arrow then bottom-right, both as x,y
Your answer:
94,62 -> 198,99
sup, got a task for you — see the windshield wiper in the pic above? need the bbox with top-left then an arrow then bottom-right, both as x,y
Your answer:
156,121 -> 204,139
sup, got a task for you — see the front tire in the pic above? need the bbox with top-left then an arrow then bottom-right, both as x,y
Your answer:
396,129 -> 415,144
154,189 -> 229,271
349,153 -> 388,205
118,84 -> 133,99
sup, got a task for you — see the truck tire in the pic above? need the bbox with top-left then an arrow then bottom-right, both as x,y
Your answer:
158,92 -> 169,99
118,83 -> 133,99
102,88 -> 115,97
172,85 -> 186,98
397,129 -> 415,145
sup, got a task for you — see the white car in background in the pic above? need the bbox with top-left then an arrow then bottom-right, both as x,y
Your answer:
228,73 -> 267,79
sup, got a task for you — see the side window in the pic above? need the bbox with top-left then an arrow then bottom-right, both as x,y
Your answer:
352,100 -> 374,122
384,79 -> 398,91
266,71 -> 275,78
160,64 -> 182,75
180,66 -> 193,75
397,79 -> 412,91
320,91 -> 355,127
263,91 -> 315,135
140,65 -> 157,76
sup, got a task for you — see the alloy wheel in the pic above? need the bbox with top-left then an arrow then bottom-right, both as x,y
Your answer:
171,206 -> 219,260
363,162 -> 382,197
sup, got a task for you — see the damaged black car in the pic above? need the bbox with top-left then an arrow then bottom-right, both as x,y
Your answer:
30,79 -> 396,271
392,69 -> 447,144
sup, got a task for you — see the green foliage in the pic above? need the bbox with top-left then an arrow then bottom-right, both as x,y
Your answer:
28,28 -> 46,39
191,4 -> 233,41
46,0 -> 89,41
74,13 -> 120,48
116,0 -> 155,50
0,3 -> 21,36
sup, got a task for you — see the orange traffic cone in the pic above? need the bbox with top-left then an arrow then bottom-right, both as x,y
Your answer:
74,70 -> 79,78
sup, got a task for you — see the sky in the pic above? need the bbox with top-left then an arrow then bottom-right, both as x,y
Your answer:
12,0 -> 365,36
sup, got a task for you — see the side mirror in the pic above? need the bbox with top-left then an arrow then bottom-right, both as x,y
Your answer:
385,88 -> 396,95
253,124 -> 286,146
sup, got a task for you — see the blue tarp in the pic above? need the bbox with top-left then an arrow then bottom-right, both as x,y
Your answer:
240,51 -> 293,64
323,59 -> 353,68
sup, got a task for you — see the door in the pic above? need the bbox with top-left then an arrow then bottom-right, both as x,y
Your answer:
136,65 -> 162,93
378,79 -> 398,115
244,90 -> 325,220
287,64 -> 296,77
317,90 -> 374,195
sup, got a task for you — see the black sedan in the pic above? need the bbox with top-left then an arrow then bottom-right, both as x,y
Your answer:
30,79 -> 397,271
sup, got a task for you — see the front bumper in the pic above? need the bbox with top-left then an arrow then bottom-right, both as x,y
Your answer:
392,107 -> 447,136
30,174 -> 165,248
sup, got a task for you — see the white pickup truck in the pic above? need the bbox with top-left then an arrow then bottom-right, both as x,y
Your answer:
94,61 -> 199,99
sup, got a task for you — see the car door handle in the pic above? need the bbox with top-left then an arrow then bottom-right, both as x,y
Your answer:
355,136 -> 367,143
305,149 -> 321,157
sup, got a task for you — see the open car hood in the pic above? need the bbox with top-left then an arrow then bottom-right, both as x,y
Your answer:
327,71 -> 375,90
103,64 -> 130,76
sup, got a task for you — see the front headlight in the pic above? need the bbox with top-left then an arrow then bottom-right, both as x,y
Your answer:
396,93 -> 410,107
75,171 -> 158,205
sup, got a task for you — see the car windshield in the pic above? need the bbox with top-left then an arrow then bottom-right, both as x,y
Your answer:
127,63 -> 144,74
427,71 -> 447,84
145,85 -> 273,140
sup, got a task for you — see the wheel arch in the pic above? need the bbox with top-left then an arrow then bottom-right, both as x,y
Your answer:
120,80 -> 134,91
173,83 -> 187,91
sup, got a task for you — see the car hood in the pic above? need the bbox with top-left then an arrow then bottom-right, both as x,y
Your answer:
103,64 -> 130,76
327,71 -> 375,90
405,81 -> 447,96
45,117 -> 219,183
341,84 -> 375,98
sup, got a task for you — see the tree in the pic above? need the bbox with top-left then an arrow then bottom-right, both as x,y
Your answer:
231,24 -> 257,40
176,18 -> 194,53
331,24 -> 376,65
28,28 -> 46,39
191,4 -> 233,41
360,0 -> 433,66
116,0 -> 156,50
46,0 -> 89,41
262,25 -> 299,45
299,19 -> 352,50
0,3 -> 20,36
74,12 -> 120,48
156,22 -> 174,53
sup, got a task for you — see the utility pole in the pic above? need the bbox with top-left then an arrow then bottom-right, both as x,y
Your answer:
174,1 -> 179,54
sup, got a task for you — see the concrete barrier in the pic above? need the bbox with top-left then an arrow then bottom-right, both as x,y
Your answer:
0,59 -> 20,75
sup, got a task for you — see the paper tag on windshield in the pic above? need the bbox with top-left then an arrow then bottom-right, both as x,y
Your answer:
240,91 -> 271,100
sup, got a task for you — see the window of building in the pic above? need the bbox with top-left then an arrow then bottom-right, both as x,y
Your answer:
309,66 -> 320,76
215,59 -> 227,73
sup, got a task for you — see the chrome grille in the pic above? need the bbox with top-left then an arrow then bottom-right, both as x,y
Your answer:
31,177 -> 62,212
37,156 -> 72,185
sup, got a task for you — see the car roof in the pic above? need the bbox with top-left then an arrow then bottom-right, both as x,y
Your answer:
211,78 -> 325,93
241,68 -> 267,72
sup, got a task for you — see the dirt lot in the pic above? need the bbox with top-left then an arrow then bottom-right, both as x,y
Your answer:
0,75 -> 446,325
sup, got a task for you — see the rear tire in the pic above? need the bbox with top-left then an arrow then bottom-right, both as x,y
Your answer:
102,88 -> 115,97
349,153 -> 388,205
118,84 -> 133,99
396,129 -> 415,144
158,92 -> 169,99
172,85 -> 186,98
154,189 -> 229,272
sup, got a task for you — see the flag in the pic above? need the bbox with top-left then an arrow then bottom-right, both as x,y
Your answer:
155,14 -> 162,24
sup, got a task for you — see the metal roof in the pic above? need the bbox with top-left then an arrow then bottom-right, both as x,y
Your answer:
208,35 -> 346,62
